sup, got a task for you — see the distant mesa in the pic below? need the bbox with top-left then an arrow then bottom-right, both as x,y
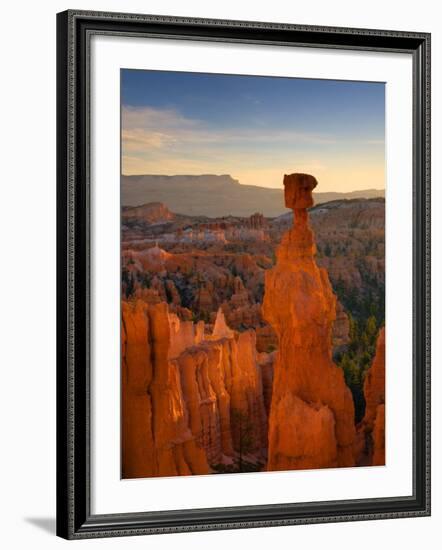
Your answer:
122,201 -> 174,224
122,174 -> 385,218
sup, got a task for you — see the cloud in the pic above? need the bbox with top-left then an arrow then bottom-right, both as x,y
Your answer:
122,106 -> 204,153
122,153 -> 220,176
121,105 -> 385,191
121,105 -> 339,154
122,105 -> 201,131
122,129 -> 176,151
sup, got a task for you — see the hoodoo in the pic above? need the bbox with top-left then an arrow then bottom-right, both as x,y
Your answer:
358,327 -> 385,466
263,173 -> 356,471
122,298 -> 268,478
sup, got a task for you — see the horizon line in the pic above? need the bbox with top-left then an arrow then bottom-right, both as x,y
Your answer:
121,173 -> 385,192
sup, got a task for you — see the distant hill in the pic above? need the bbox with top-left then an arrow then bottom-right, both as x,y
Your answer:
122,174 -> 385,218
122,202 -> 174,224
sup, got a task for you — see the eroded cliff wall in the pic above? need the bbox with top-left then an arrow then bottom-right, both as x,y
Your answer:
122,301 -> 268,478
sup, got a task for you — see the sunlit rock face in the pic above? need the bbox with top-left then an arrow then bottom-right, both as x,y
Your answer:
357,327 -> 385,466
122,299 -> 268,478
211,308 -> 235,340
263,173 -> 356,471
121,300 -> 210,478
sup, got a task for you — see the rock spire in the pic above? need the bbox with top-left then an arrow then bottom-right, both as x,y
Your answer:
263,173 -> 356,470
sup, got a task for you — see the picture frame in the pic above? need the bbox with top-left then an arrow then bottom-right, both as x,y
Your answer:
56,9 -> 431,540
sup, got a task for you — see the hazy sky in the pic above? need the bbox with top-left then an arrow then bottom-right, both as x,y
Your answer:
121,69 -> 385,192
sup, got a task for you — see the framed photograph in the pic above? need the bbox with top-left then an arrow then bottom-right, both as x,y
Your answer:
56,10 -> 431,539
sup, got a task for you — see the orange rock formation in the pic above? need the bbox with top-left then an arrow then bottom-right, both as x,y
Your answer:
122,300 -> 209,478
122,299 -> 267,478
122,201 -> 174,224
358,327 -> 385,465
263,173 -> 356,471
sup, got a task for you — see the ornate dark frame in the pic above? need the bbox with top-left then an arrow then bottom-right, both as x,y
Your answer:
56,9 -> 431,540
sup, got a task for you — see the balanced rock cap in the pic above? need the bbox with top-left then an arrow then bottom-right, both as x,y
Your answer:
283,173 -> 318,210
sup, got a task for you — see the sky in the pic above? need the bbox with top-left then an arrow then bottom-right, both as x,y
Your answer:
121,69 -> 385,192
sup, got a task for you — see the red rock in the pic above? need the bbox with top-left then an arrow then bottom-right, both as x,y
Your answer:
211,308 -> 235,339
263,174 -> 356,471
332,300 -> 351,351
228,330 -> 268,453
121,300 -> 209,478
122,202 -> 174,224
372,404 -> 385,466
122,297 -> 268,476
248,212 -> 267,229
363,327 -> 385,428
121,300 -> 156,478
357,327 -> 385,465
258,352 -> 275,415
255,323 -> 278,353
172,324 -> 267,464
269,395 -> 338,470
168,312 -> 204,359
175,347 -> 225,464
